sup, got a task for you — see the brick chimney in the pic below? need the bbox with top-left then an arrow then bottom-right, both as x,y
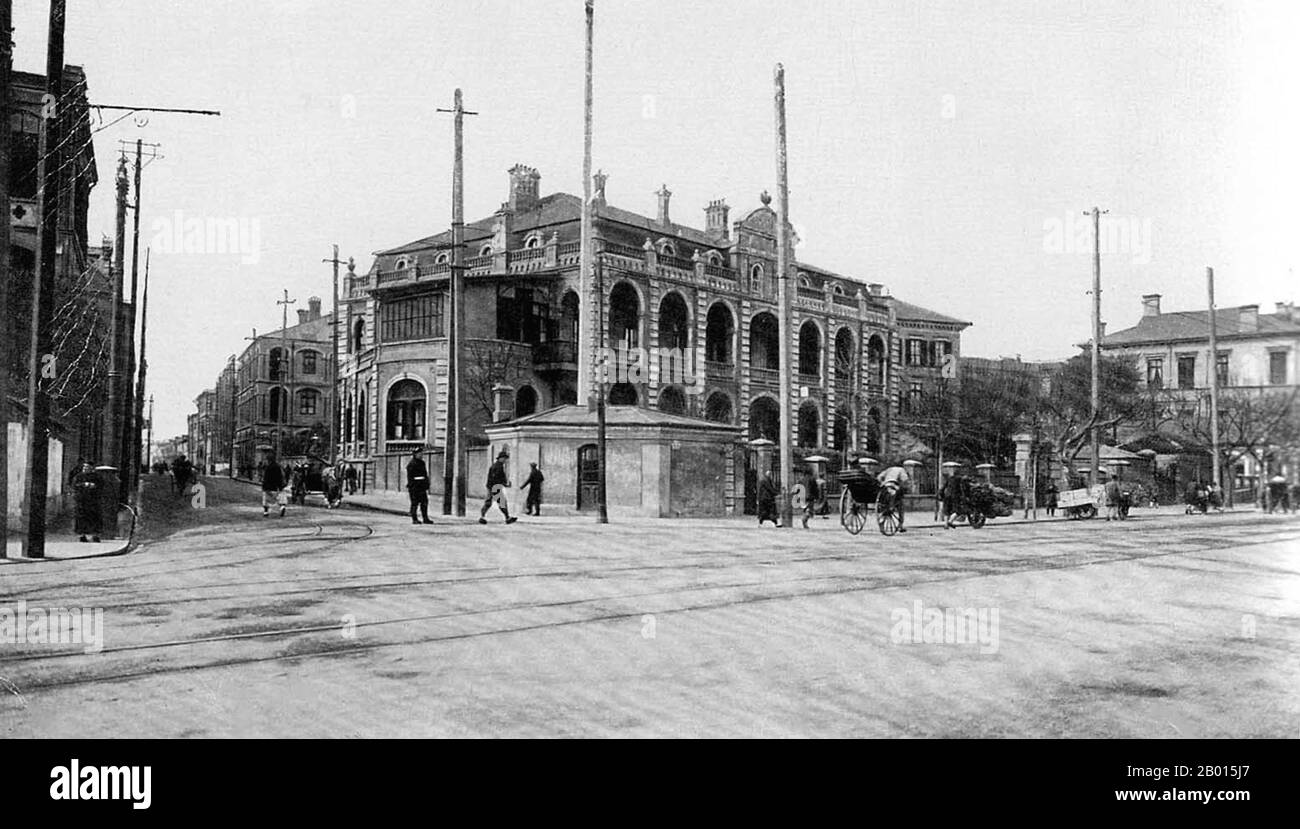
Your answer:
592,170 -> 608,208
656,184 -> 672,226
296,309 -> 309,325
1238,304 -> 1259,332
507,164 -> 540,213
1141,293 -> 1161,317
705,199 -> 730,239
308,296 -> 322,320
1275,301 -> 1295,321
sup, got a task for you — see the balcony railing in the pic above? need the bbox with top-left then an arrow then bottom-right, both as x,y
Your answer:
533,340 -> 577,366
704,263 -> 737,280
659,253 -> 695,271
751,367 -> 780,387
603,242 -> 645,260
832,292 -> 859,309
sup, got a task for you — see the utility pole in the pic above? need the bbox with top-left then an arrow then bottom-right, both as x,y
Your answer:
1206,266 -> 1222,495
144,395 -> 153,473
323,245 -> 343,462
21,0 -> 66,559
0,0 -> 12,555
1087,207 -> 1108,486
436,90 -> 476,516
774,63 -> 794,528
242,328 -> 259,476
582,0 -> 607,523
103,155 -> 128,474
226,354 -> 236,478
276,291 -> 295,460
132,248 -> 150,491
120,139 -> 156,494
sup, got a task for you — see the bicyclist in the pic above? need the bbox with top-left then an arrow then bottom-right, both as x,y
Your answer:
877,462 -> 912,533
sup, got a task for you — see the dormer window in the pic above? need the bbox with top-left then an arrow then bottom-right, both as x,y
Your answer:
394,257 -> 409,271
479,244 -> 493,257
524,234 -> 542,249
707,251 -> 723,267
657,240 -> 676,257
798,274 -> 812,289
832,282 -> 845,295
434,252 -> 450,265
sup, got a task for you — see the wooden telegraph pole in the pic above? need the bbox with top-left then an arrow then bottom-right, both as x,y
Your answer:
436,90 -> 476,516
1088,206 -> 1108,486
21,0 -> 66,559
0,0 -> 12,554
582,0 -> 608,523
1206,266 -> 1222,495
774,63 -> 794,528
323,245 -> 343,462
276,291 -> 295,460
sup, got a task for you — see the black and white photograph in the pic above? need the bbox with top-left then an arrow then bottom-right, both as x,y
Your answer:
0,0 -> 1296,791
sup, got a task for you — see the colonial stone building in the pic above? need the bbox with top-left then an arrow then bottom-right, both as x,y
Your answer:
337,166 -> 967,512
231,298 -> 335,477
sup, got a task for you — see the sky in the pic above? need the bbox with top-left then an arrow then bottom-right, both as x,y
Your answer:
10,0 -> 1299,439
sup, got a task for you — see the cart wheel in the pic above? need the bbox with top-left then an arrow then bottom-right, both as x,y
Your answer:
841,489 -> 866,535
1080,504 -> 1097,519
969,512 -> 987,529
876,491 -> 900,536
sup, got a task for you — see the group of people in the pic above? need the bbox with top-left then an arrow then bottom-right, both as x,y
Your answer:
405,448 -> 545,526
757,460 -> 914,531
1184,480 -> 1225,514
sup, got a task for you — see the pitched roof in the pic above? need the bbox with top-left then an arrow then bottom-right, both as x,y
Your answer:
265,312 -> 336,343
890,298 -> 971,327
1103,307 -> 1300,345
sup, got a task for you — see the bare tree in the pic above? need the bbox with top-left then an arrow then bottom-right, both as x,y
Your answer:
463,340 -> 531,423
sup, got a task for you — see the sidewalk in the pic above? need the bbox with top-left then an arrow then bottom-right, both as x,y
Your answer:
3,535 -> 132,563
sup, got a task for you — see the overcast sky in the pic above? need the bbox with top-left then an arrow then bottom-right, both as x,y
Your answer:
11,0 -> 1298,439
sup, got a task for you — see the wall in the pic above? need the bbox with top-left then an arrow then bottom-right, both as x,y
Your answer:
6,422 -> 66,531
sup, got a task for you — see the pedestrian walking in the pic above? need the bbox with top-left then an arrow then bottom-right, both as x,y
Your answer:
1043,479 -> 1058,517
345,463 -> 358,495
479,450 -> 517,524
72,460 -> 102,542
261,455 -> 286,517
1104,477 -> 1122,521
520,462 -> 545,516
941,472 -> 969,529
757,471 -> 780,527
406,449 -> 433,525
798,469 -> 820,529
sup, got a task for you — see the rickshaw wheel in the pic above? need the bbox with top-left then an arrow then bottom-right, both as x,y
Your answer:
969,512 -> 987,529
1079,504 -> 1097,519
876,490 -> 900,536
841,489 -> 866,535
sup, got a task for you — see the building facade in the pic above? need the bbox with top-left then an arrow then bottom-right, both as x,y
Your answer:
336,165 -> 967,512
231,298 -> 335,477
1101,294 -> 1300,492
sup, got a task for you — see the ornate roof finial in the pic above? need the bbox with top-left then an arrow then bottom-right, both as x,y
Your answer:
760,190 -> 772,206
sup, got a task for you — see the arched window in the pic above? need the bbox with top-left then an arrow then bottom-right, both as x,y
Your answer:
835,327 -> 855,384
706,302 -> 735,365
657,240 -> 676,257
268,347 -> 286,381
561,291 -> 580,344
297,389 -> 320,416
343,393 -> 353,442
748,397 -> 780,441
798,401 -> 820,448
515,385 -> 538,417
356,389 -> 367,443
524,234 -> 542,249
798,320 -> 821,377
394,257 -> 409,271
658,292 -> 690,352
386,380 -> 426,441
479,244 -> 493,257
300,350 -> 320,376
435,252 -> 450,264
750,312 -> 780,370
705,392 -> 733,424
609,281 -> 640,351
609,383 -> 639,406
352,318 -> 365,353
657,386 -> 686,415
707,251 -> 724,267
268,387 -> 288,422
867,335 -> 886,388
749,263 -> 764,292
798,274 -> 812,289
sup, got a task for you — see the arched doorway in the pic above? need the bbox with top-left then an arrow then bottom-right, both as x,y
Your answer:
750,312 -> 779,370
835,327 -> 855,385
705,302 -> 734,365
577,443 -> 600,511
748,396 -> 780,441
609,281 -> 640,351
561,290 -> 580,345
657,385 -> 686,415
658,292 -> 690,351
798,400 -> 820,448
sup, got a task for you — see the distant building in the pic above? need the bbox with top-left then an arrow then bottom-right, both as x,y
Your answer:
230,298 -> 335,477
1101,294 -> 1300,492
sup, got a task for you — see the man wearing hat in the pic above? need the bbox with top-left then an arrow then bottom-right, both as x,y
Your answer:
406,448 -> 433,525
876,460 -> 912,533
479,448 -> 518,524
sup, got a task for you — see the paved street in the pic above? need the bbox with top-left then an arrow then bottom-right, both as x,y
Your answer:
2,476 -> 1298,738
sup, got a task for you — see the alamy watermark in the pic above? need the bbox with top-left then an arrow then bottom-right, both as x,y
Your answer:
1042,212 -> 1152,265
151,210 -> 261,265
890,599 -> 999,654
0,601 -> 104,654
596,346 -> 704,394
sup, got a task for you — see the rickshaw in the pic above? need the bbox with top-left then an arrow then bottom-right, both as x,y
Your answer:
838,461 -> 904,536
